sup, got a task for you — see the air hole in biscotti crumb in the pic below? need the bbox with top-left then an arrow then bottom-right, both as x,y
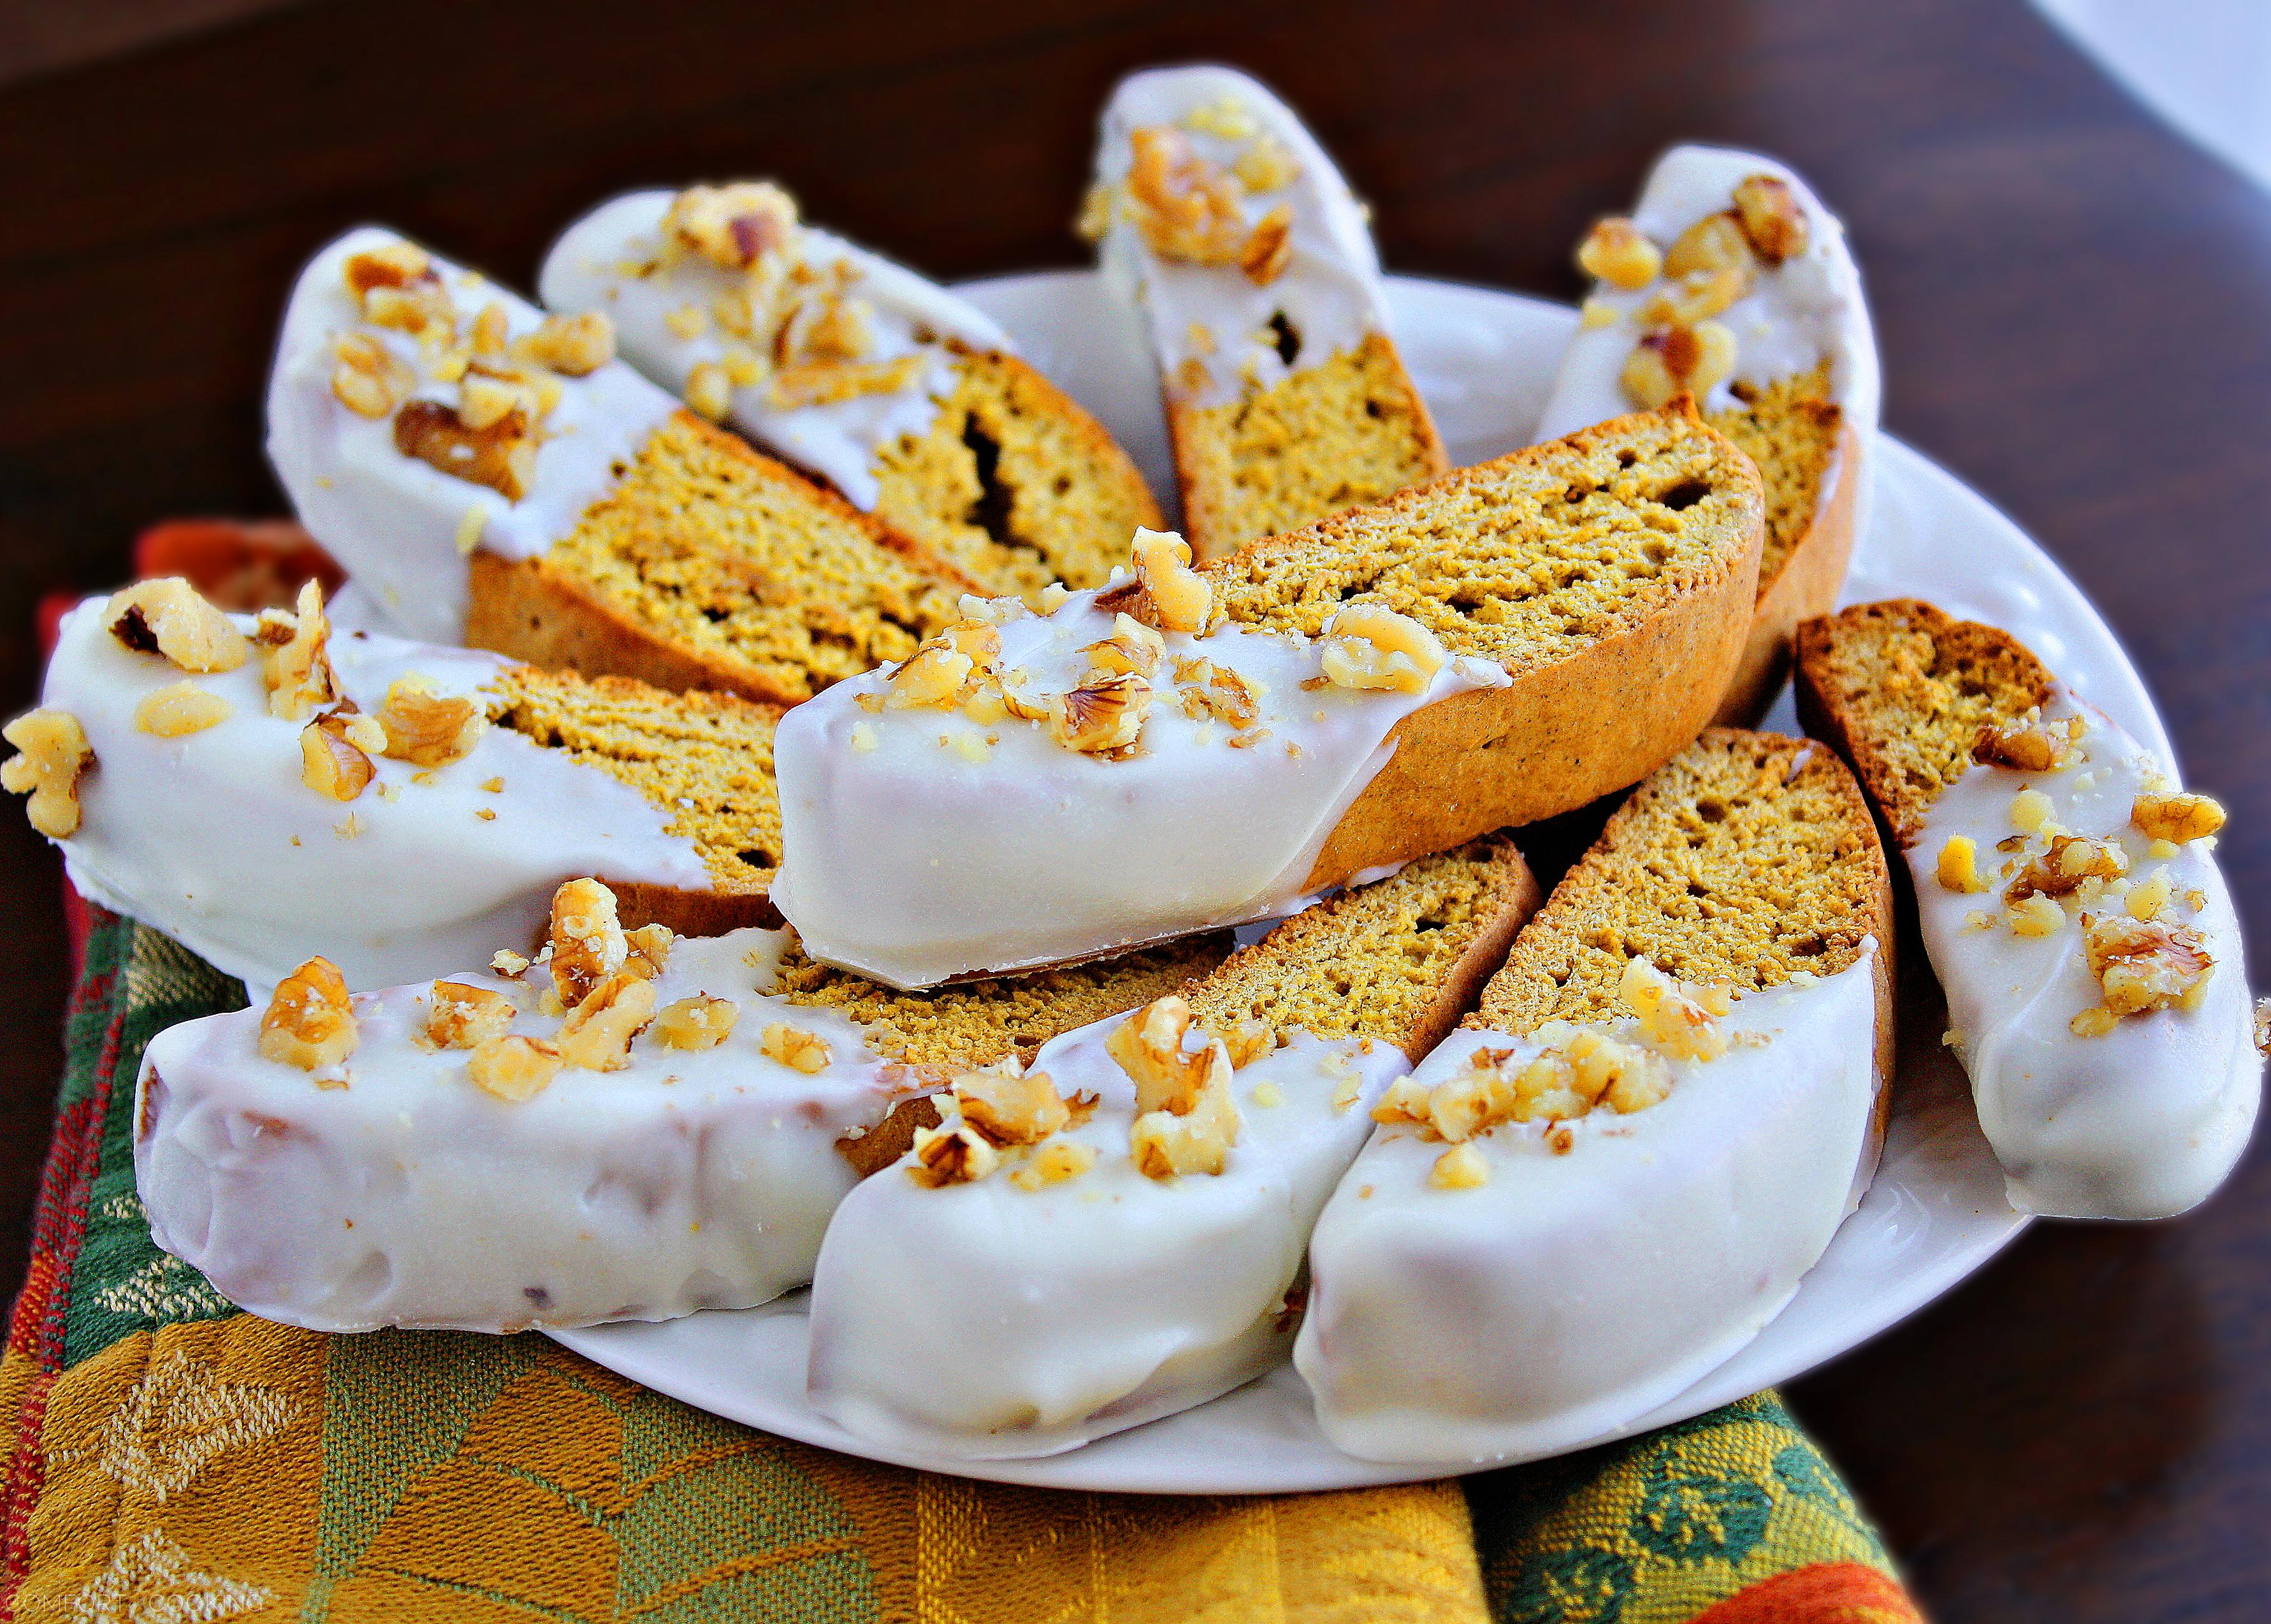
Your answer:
1658,480 -> 1710,511
1267,312 -> 1302,366
738,847 -> 776,869
960,421 -> 1017,550
1617,449 -> 1639,467
1792,935 -> 1825,957
1697,800 -> 1726,823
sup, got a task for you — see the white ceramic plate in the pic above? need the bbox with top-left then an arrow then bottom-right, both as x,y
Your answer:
553,272 -> 2172,1494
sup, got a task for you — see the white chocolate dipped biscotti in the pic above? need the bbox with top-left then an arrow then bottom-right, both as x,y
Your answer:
772,405 -> 1764,989
541,181 -> 1161,600
1084,64 -> 1448,560
1539,146 -> 1880,723
1298,730 -> 1893,1465
806,839 -> 1537,1458
1797,600 -> 2261,1219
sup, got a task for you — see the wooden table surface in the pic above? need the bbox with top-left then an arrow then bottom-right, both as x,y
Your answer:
3,1 -> 2267,1616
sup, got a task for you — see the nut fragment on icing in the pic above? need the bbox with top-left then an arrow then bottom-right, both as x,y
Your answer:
2132,791 -> 2225,846
1128,528 -> 1215,633
134,682 -> 232,739
1008,1141 -> 1097,1191
466,1033 -> 562,1101
259,581 -> 340,721
1125,125 -> 1252,266
1576,217 -> 1662,290
1319,605 -> 1446,695
260,955 -> 357,1071
663,181 -> 801,271
331,331 -> 414,418
652,994 -> 739,1050
299,712 -> 375,802
105,579 -> 249,674
558,973 -> 657,1071
1973,716 -> 2069,772
1731,174 -> 1809,264
953,1064 -> 1071,1148
1430,1142 -> 1489,1190
424,981 -> 517,1050
1622,319 -> 1737,409
1,709 -> 92,838
760,1022 -> 831,1075
1664,212 -> 1758,280
1050,671 -> 1150,754
515,311 -> 616,376
2084,915 -> 2214,1017
908,1121 -> 998,1187
548,878 -> 627,1005
1935,835 -> 1985,894
377,674 -> 487,767
1621,958 -> 1733,1061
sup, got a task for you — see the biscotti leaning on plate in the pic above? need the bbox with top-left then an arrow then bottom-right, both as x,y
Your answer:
1537,145 -> 1879,723
5,577 -> 786,990
131,876 -> 1228,1333
1084,64 -> 1449,560
806,838 -> 1539,1459
771,402 -> 1764,989
1297,729 -> 1893,1465
540,181 -> 1161,600
267,228 -> 976,703
1796,600 -> 2263,1219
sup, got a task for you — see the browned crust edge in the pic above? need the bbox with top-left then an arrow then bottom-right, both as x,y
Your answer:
1712,421 -> 1868,726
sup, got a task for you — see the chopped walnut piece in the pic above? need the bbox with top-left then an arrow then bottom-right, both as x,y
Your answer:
375,674 -> 486,767
329,332 -> 416,421
2085,915 -> 2214,1017
362,278 -> 455,337
425,981 -> 517,1050
105,579 -> 249,674
1128,528 -> 1215,633
547,879 -> 626,1004
393,398 -> 537,502
1935,835 -> 1986,894
1664,212 -> 1758,280
1973,717 -> 2069,772
2008,894 -> 2065,937
490,950 -> 532,978
260,955 -> 357,1070
2132,791 -> 2226,846
1050,672 -> 1150,754
653,995 -> 739,1051
515,310 -> 616,375
1175,657 -> 1261,729
1131,1060 -> 1240,1179
1639,266 -> 1750,327
1240,204 -> 1294,286
1431,1142 -> 1489,1190
683,362 -> 733,421
1576,217 -> 1663,290
1620,958 -> 1733,1062
1084,614 -> 1167,679
342,241 -> 433,295
953,1065 -> 1071,1148
767,354 -> 925,409
1622,320 -> 1736,409
134,682 -> 232,738
299,712 -> 375,801
665,181 -> 801,270
1106,996 -> 1218,1115
467,1034 -> 562,1101
2005,834 -> 2128,903
761,1022 -> 832,1074
1234,134 -> 1300,191
458,372 -> 537,433
5,708 -> 95,838
557,973 -> 657,1071
885,645 -> 973,711
908,1120 -> 999,1187
1731,174 -> 1809,265
1009,1141 -> 1098,1191
624,924 -> 674,980
1221,1018 -> 1275,1069
1126,125 -> 1251,266
2010,788 -> 2054,834
1319,605 -> 1446,695
2070,1007 -> 2119,1039
2254,997 -> 2269,1058
259,581 -> 339,721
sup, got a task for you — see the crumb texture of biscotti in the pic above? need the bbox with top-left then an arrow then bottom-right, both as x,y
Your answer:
1178,331 -> 1447,558
1187,837 -> 1535,1058
868,351 -> 1161,598
1479,729 -> 1887,1033
1708,360 -> 1840,598
1795,599 -> 2057,846
774,933 -> 1232,1071
541,413 -> 967,703
486,665 -> 783,894
1209,406 -> 1760,676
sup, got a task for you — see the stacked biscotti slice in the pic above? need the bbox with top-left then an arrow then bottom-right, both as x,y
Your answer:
806,837 -> 1540,1458
1297,729 -> 1894,1463
541,182 -> 1163,600
1796,600 -> 2259,1218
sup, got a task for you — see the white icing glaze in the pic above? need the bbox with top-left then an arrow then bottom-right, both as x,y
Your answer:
1295,948 -> 1882,1465
539,192 -> 1013,512
135,929 -> 905,1332
1533,145 -> 1880,454
1911,697 -> 2259,1217
265,226 -> 678,641
41,598 -> 710,993
769,591 -> 1504,988
1094,65 -> 1392,411
806,1017 -> 1407,1458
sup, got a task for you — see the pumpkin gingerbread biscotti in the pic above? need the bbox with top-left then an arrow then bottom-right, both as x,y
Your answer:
1537,145 -> 1879,723
771,403 -> 1764,989
540,180 -> 1161,600
267,228 -> 976,705
1796,600 -> 2261,1219
1082,64 -> 1449,560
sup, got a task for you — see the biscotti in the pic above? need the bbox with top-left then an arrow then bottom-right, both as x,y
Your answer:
1796,600 -> 2260,1218
131,878 -> 1233,1334
541,183 -> 1162,599
1536,146 -> 1878,723
806,837 -> 1539,1459
1084,65 -> 1449,560
772,403 -> 1764,988
1296,729 -> 1894,1464
6,579 -> 786,990
267,228 -> 976,705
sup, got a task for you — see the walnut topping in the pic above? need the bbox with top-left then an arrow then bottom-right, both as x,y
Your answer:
664,181 -> 801,270
2254,997 -> 2269,1058
908,1121 -> 999,1187
375,675 -> 486,767
425,981 -> 516,1050
1050,672 -> 1150,754
393,397 -> 537,502
1935,834 -> 1987,894
259,955 -> 357,1071
299,711 -> 375,802
105,579 -> 249,673
2010,788 -> 2055,834
885,645 -> 974,710
1576,217 -> 1662,290
1130,1057 -> 1239,1180
2,710 -> 92,838
361,277 -> 455,337
1732,174 -> 1809,265
134,682 -> 232,738
1085,613 -> 1167,678
557,972 -> 657,1071
683,362 -> 732,421
514,311 -> 616,375
1221,1019 -> 1275,1069
760,1021 -> 831,1074
1973,717 -> 2069,772
466,1034 -> 563,1101
2084,915 -> 2214,1017
1234,134 -> 1300,192
1622,319 -> 1737,409
2005,834 -> 2128,903
2008,894 -> 2064,936
259,581 -> 339,721
1431,1142 -> 1490,1190
653,995 -> 739,1051
952,1063 -> 1071,1148
1639,266 -> 1750,327
1174,657 -> 1261,729
1008,1141 -> 1098,1191
624,924 -> 674,981
1319,605 -> 1446,695
2132,791 -> 2226,845
1240,204 -> 1294,286
342,241 -> 434,296
1664,212 -> 1758,280
1376,1027 -> 1672,1145
1620,958 -> 1733,1061
490,950 -> 531,978
548,878 -> 626,1004
1106,997 -> 1217,1116
330,330 -> 416,418
1126,125 -> 1252,265
1128,528 -> 1215,633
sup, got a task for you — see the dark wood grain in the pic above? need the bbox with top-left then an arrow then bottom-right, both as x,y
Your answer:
2,1 -> 2266,1617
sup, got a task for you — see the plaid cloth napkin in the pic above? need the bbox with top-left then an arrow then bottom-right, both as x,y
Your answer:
0,532 -> 1926,1623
